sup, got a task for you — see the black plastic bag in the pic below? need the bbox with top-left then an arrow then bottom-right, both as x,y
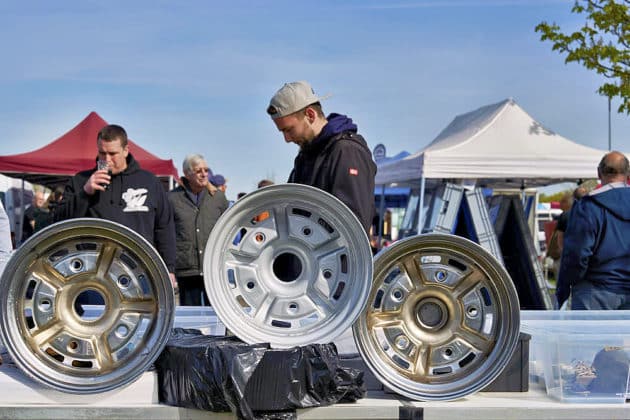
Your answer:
154,329 -> 365,419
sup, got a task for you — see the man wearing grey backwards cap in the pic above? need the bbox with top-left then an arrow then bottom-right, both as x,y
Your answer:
267,81 -> 376,234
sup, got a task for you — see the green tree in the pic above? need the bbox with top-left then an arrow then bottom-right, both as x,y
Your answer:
535,1 -> 630,114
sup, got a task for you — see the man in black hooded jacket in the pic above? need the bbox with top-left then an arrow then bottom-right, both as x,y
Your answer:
54,124 -> 176,287
267,81 -> 376,233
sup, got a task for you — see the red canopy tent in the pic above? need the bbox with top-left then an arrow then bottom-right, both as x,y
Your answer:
0,112 -> 179,187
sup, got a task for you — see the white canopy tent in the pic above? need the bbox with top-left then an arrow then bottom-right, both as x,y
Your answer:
376,98 -> 607,188
375,98 -> 608,234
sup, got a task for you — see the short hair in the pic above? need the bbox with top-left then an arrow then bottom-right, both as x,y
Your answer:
598,151 -> 629,177
182,154 -> 207,174
97,124 -> 128,148
257,179 -> 274,189
301,102 -> 326,119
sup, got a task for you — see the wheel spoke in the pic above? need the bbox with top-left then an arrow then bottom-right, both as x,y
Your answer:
313,237 -> 345,260
451,269 -> 483,299
456,327 -> 493,354
412,344 -> 432,378
96,243 -> 117,279
307,289 -> 335,316
119,299 -> 156,315
252,293 -> 275,324
30,259 -> 67,291
401,255 -> 428,288
30,319 -> 64,347
91,335 -> 115,371
271,206 -> 290,240
367,309 -> 403,330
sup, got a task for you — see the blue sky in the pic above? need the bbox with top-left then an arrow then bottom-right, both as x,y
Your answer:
1,0 -> 628,199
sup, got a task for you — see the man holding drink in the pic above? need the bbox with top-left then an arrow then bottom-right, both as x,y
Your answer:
54,124 -> 177,288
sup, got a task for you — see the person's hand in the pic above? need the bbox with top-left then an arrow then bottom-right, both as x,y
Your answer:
169,272 -> 178,290
83,168 -> 111,195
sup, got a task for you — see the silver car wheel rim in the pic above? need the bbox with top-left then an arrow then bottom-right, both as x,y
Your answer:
353,233 -> 520,400
0,218 -> 174,394
205,184 -> 373,348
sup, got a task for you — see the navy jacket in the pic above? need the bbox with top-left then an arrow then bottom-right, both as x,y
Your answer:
557,183 -> 630,305
288,113 -> 377,233
54,153 -> 176,272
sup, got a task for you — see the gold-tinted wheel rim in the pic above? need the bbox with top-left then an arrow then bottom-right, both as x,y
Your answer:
353,233 -> 520,401
0,218 -> 174,394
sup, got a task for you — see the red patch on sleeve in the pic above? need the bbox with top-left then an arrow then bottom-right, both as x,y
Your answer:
349,168 -> 359,176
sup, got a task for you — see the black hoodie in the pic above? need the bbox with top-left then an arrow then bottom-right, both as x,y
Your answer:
289,113 -> 376,233
54,153 -> 176,271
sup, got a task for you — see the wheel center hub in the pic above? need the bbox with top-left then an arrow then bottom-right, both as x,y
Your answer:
415,297 -> 448,330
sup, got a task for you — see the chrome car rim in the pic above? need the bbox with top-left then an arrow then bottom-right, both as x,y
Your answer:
353,234 -> 520,400
0,218 -> 174,394
205,184 -> 373,348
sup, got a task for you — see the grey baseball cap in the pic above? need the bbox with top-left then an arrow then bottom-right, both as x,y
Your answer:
267,81 -> 330,119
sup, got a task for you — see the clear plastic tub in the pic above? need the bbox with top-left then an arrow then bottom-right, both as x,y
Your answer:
521,310 -> 630,402
540,332 -> 630,403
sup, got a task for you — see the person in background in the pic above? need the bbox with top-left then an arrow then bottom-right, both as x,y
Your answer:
557,151 -> 630,309
54,124 -> 177,292
209,174 -> 227,193
257,179 -> 274,189
33,185 -> 65,233
266,80 -> 376,233
573,185 -> 588,201
168,154 -> 228,306
21,190 -> 45,243
547,192 -> 573,279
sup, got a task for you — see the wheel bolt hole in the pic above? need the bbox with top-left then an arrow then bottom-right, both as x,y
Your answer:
434,270 -> 447,282
395,335 -> 409,350
323,270 -> 333,279
467,307 -> 479,317
39,299 -> 52,311
255,233 -> 265,243
115,325 -> 129,338
70,258 -> 83,273
392,288 -> 404,301
118,275 -> 131,289
68,341 -> 79,351
246,281 -> 255,290
288,302 -> 299,314
302,227 -> 312,236
444,348 -> 453,358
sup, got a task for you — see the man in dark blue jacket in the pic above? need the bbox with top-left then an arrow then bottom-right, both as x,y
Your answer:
55,124 -> 176,288
557,151 -> 630,309
266,81 -> 376,233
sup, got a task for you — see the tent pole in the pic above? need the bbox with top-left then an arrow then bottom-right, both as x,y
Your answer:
17,178 -> 25,246
418,177 -> 426,234
378,184 -> 385,249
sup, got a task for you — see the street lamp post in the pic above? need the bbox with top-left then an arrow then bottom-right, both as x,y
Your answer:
608,96 -> 612,151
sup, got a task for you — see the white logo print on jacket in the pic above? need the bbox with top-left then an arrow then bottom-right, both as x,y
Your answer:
122,188 -> 149,212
